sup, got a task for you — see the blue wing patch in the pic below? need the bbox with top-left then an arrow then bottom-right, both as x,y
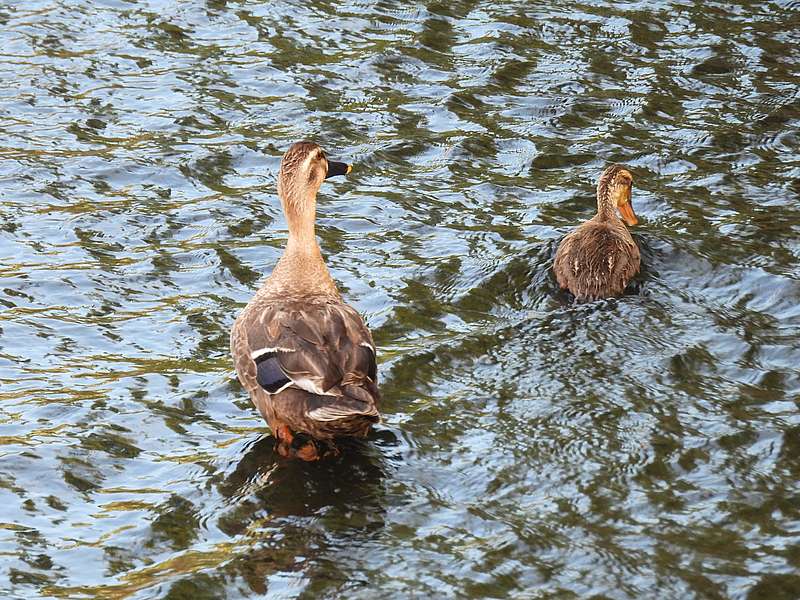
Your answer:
254,352 -> 291,393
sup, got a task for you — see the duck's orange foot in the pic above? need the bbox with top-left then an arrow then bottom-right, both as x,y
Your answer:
294,441 -> 320,461
273,425 -> 328,461
274,423 -> 295,459
275,423 -> 293,445
276,441 -> 319,460
291,432 -> 325,461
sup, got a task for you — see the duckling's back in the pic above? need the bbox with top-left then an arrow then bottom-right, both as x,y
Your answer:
553,218 -> 641,301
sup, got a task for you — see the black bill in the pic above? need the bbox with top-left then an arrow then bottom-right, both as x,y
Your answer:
326,161 -> 351,178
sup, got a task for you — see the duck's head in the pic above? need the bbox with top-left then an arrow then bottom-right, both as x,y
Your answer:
597,164 -> 637,226
277,141 -> 351,218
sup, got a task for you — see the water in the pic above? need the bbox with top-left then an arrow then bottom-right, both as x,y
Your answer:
1,0 -> 799,597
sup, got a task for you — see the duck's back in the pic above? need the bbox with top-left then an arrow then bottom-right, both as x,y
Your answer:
231,293 -> 380,439
553,217 -> 640,301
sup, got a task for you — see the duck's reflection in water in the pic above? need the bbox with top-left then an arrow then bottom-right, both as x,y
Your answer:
214,428 -> 399,595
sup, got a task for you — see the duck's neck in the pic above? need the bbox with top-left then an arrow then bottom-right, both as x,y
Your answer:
271,186 -> 338,296
285,211 -> 320,258
280,185 -> 321,258
596,181 -> 616,221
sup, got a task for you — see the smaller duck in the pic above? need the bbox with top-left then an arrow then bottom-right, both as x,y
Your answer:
230,141 -> 380,460
553,165 -> 640,301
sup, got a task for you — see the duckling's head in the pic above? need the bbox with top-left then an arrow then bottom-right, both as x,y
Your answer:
597,164 -> 637,226
277,141 -> 351,220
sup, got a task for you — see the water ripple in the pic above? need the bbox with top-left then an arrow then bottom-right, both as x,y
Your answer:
1,0 -> 800,597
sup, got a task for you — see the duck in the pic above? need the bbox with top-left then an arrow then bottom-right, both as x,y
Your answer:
553,165 -> 640,301
230,141 -> 380,460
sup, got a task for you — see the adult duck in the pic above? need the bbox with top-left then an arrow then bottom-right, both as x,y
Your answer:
553,165 -> 640,301
231,141 -> 380,460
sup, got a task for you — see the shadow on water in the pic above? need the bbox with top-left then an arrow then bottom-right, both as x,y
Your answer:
157,429 -> 401,598
218,431 -> 398,520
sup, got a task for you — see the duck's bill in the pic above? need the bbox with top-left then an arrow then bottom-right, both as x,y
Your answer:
618,202 -> 638,226
326,161 -> 351,178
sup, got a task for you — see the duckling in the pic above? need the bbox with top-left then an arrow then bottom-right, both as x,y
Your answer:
553,165 -> 640,301
230,141 -> 379,460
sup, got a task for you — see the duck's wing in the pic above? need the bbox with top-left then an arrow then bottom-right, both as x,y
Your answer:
231,299 -> 379,420
554,222 -> 640,300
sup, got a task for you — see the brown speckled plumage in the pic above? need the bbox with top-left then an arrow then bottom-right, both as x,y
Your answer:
230,142 -> 379,460
553,165 -> 641,301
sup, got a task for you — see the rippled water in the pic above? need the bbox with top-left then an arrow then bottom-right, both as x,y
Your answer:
1,0 -> 800,597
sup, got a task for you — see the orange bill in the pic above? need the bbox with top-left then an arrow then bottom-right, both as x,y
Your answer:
618,201 -> 638,226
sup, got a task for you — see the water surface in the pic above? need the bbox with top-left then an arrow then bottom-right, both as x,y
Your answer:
1,0 -> 800,597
